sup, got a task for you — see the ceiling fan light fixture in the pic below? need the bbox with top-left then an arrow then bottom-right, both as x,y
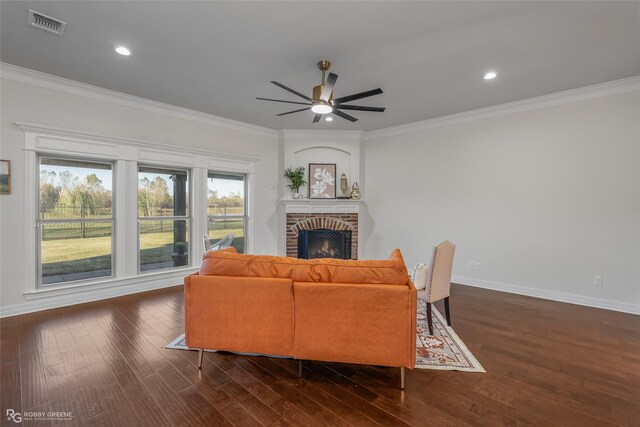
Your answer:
257,60 -> 384,123
311,103 -> 333,114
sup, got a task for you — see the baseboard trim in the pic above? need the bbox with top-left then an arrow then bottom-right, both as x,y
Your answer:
0,272 -> 192,318
453,276 -> 640,315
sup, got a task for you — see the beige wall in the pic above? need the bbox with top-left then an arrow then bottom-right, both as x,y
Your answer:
362,91 -> 640,311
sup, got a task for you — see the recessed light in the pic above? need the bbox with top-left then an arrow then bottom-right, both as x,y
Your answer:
325,117 -> 333,122
113,46 -> 132,56
484,71 -> 497,80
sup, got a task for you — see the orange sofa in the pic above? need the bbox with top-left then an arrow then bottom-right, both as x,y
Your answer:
184,248 -> 417,387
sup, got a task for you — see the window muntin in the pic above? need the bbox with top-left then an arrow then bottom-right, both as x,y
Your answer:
38,156 -> 114,286
207,172 -> 247,253
138,167 -> 190,271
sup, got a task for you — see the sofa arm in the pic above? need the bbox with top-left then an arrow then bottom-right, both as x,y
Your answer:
184,273 -> 294,357
293,281 -> 417,368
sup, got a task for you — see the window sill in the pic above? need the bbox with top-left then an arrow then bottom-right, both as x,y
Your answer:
23,267 -> 197,300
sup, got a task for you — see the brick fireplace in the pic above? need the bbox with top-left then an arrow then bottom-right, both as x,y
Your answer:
286,212 -> 359,259
280,130 -> 364,259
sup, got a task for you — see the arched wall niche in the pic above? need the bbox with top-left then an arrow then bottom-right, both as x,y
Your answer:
281,131 -> 363,199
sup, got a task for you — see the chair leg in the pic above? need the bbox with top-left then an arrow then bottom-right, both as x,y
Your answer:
298,360 -> 303,378
400,367 -> 405,390
444,296 -> 452,326
426,302 -> 434,335
197,348 -> 204,370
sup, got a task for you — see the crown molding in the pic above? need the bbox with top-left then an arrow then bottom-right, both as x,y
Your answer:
3,62 -> 638,142
1,62 -> 279,139
364,75 -> 640,140
14,121 -> 260,163
280,129 -> 363,141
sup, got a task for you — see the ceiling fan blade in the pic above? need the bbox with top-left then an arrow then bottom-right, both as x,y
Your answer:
256,97 -> 311,106
332,109 -> 358,122
333,88 -> 383,105
276,107 -> 311,116
313,114 -> 322,123
271,81 -> 312,102
320,73 -> 338,102
335,105 -> 386,112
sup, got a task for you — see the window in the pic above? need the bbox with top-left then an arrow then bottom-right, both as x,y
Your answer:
138,166 -> 190,271
38,157 -> 114,285
207,172 -> 247,253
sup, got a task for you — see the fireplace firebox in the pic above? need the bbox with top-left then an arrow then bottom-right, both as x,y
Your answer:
298,229 -> 352,260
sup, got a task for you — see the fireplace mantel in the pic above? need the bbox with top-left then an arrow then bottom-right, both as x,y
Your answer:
280,199 -> 364,214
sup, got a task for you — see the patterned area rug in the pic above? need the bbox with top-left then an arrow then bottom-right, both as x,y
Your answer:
167,300 -> 484,373
166,336 -> 289,358
415,300 -> 485,372
166,334 -> 214,351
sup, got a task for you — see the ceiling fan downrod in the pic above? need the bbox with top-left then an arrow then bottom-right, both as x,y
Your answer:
314,60 -> 332,102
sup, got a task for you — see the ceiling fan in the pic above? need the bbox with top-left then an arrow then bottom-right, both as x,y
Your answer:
257,60 -> 385,123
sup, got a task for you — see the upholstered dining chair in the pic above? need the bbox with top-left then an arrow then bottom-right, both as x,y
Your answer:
203,234 -> 212,252
203,234 -> 236,253
415,240 -> 456,335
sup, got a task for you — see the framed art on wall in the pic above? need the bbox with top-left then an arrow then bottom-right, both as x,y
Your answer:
0,160 -> 10,194
308,163 -> 336,199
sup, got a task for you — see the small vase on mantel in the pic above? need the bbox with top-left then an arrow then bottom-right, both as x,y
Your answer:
340,174 -> 350,198
350,182 -> 361,200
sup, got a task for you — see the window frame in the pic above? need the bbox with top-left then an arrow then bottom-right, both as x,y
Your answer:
19,123 -> 257,300
207,171 -> 248,253
137,165 -> 192,273
36,154 -> 116,288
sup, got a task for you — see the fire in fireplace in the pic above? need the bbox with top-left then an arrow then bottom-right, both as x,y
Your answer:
298,229 -> 352,260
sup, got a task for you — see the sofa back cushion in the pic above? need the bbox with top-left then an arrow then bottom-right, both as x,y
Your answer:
200,248 -> 409,285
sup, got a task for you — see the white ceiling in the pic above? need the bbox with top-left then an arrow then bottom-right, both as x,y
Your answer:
2,1 -> 639,131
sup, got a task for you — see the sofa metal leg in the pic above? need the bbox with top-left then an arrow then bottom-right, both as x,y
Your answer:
401,367 -> 405,390
197,348 -> 204,370
298,360 -> 303,378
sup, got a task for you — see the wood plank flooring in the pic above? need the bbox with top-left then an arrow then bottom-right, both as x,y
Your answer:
1,284 -> 639,426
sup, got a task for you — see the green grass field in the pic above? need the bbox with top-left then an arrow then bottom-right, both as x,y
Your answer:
41,219 -> 244,277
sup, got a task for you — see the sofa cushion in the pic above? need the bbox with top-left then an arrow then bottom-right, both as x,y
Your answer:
200,248 -> 409,285
185,274 -> 293,356
293,281 -> 415,368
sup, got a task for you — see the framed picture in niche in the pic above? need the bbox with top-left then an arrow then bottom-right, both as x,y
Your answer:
308,163 -> 336,199
0,160 -> 10,194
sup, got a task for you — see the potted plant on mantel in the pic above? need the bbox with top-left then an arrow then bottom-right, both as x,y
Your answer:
284,166 -> 307,199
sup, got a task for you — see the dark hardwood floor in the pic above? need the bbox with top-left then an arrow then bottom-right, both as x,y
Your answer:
1,284 -> 639,426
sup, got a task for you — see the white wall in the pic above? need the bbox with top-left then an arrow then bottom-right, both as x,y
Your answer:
0,75 -> 279,315
2,65 -> 639,316
363,90 -> 640,313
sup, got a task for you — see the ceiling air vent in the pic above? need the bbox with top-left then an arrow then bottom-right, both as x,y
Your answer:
28,9 -> 67,36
